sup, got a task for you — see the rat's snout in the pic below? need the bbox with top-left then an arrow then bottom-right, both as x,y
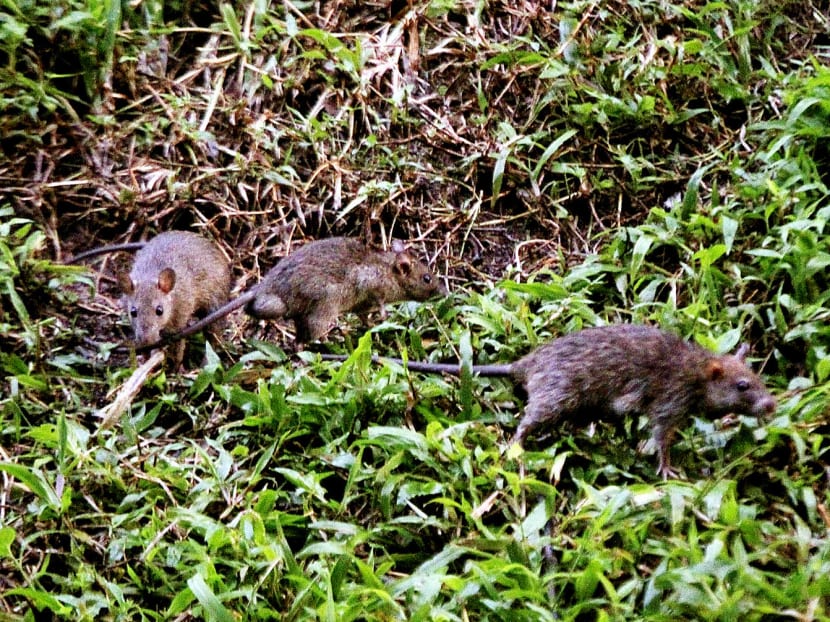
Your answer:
753,394 -> 777,417
131,321 -> 161,348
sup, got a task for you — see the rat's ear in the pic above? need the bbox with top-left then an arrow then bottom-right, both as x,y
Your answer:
394,253 -> 413,276
158,268 -> 176,293
705,359 -> 725,380
119,273 -> 134,295
735,343 -> 749,361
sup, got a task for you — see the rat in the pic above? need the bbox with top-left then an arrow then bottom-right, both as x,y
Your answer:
322,324 -> 777,478
156,236 -> 446,349
117,231 -> 231,366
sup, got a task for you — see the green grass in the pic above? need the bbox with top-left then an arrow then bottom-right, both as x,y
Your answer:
1,0 -> 830,619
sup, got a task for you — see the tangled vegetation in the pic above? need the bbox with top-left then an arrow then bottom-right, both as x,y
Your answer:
1,0 -> 829,619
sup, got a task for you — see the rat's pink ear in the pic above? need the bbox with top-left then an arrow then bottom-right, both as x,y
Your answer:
158,268 -> 176,293
394,253 -> 413,276
735,343 -> 749,361
119,273 -> 134,295
706,359 -> 725,380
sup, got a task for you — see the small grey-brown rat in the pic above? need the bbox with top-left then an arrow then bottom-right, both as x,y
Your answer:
117,231 -> 231,366
158,236 -> 446,349
323,324 -> 777,478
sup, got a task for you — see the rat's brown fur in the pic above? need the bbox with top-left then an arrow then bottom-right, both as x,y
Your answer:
325,324 -> 776,478
120,231 -> 231,366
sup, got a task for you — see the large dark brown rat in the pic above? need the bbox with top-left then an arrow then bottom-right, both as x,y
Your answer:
116,231 -> 231,365
325,324 -> 777,478
161,236 -> 446,348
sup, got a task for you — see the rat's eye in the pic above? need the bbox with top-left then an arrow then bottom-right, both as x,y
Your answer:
423,274 -> 432,284
155,305 -> 164,316
736,379 -> 749,391
130,306 -> 138,318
